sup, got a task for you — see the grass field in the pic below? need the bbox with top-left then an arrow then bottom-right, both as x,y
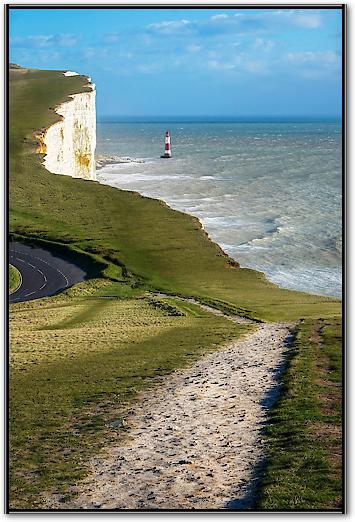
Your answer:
9,264 -> 21,294
9,65 -> 342,510
9,65 -> 341,322
9,280 -> 251,508
257,317 -> 342,510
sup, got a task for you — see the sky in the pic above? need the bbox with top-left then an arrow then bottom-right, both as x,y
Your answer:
9,7 -> 342,118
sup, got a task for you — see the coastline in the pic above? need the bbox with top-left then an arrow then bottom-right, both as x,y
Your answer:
95,156 -> 341,301
9,65 -> 342,510
96,154 -> 145,170
96,156 -> 242,273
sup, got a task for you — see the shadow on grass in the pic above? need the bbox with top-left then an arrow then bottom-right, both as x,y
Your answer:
224,330 -> 295,510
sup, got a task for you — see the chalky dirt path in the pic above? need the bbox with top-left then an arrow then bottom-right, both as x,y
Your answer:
56,320 -> 293,510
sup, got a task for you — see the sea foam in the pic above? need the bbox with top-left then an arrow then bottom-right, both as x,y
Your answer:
96,120 -> 342,298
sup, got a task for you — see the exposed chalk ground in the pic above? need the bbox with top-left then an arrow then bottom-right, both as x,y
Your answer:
53,322 -> 293,510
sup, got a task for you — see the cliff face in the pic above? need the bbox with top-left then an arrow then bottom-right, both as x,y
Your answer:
41,72 -> 96,181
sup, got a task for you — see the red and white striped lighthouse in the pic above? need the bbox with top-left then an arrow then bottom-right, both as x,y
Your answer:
161,130 -> 172,158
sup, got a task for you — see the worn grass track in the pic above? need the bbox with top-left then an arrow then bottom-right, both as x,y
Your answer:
52,322 -> 292,510
9,282 -> 250,509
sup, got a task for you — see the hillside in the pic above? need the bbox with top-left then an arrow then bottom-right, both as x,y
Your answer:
8,65 -> 342,509
9,65 -> 341,322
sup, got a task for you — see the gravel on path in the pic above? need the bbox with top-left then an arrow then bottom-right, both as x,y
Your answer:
52,321 -> 293,510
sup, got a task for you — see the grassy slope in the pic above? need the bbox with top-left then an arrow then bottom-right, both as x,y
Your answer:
9,66 -> 342,509
9,66 -> 341,322
9,264 -> 21,294
9,281 -> 251,508
257,317 -> 342,510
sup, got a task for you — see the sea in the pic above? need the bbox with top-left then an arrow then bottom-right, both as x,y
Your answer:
96,118 -> 342,299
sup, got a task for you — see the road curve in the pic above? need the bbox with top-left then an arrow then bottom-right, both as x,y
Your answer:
9,241 -> 87,304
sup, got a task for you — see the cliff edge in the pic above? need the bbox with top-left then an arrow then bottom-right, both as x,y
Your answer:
38,71 -> 96,181
9,64 -> 340,323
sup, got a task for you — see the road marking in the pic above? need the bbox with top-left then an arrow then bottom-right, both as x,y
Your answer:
24,291 -> 36,297
10,254 -> 47,299
38,272 -> 47,290
38,270 -> 48,290
10,249 -> 70,288
9,245 -> 77,303
14,258 -> 27,264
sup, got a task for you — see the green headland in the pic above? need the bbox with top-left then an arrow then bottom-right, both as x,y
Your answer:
9,65 -> 340,323
9,65 -> 342,509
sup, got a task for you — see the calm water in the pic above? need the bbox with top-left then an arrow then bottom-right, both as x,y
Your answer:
96,120 -> 342,298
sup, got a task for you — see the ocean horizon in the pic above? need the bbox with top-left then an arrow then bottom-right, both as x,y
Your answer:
98,115 -> 342,124
96,119 -> 342,299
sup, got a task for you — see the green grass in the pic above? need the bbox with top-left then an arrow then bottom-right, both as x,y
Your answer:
257,317 -> 342,510
9,64 -> 342,510
9,264 -> 21,294
9,281 -> 251,509
9,65 -> 341,322
163,297 -> 211,318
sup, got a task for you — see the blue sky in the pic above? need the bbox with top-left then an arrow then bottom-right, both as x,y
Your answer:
9,7 -> 342,118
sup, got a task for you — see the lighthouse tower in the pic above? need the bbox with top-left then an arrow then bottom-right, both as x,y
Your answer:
161,130 -> 172,158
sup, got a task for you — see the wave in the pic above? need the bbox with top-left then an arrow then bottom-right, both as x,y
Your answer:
201,216 -> 248,229
235,219 -> 288,248
98,172 -> 195,183
96,154 -> 147,170
96,120 -> 342,298
325,235 -> 343,255
213,155 -> 235,162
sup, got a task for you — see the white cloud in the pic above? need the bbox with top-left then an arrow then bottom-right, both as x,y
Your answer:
186,44 -> 202,54
294,13 -> 322,28
254,38 -> 274,52
245,60 -> 269,74
12,47 -> 62,64
147,19 -> 192,34
136,63 -> 161,74
207,55 -> 269,75
270,9 -> 322,29
102,33 -> 121,44
285,50 -> 340,78
56,34 -> 79,47
207,59 -> 236,70
210,14 -> 229,21
29,35 -> 53,47
11,33 -> 79,48
286,51 -> 338,64
83,48 -> 95,59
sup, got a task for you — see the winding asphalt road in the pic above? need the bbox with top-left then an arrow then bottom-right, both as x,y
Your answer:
9,242 -> 87,304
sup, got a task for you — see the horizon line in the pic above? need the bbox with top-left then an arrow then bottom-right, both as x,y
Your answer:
97,114 -> 342,122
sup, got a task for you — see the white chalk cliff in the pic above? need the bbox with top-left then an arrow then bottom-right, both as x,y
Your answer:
39,72 -> 96,181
